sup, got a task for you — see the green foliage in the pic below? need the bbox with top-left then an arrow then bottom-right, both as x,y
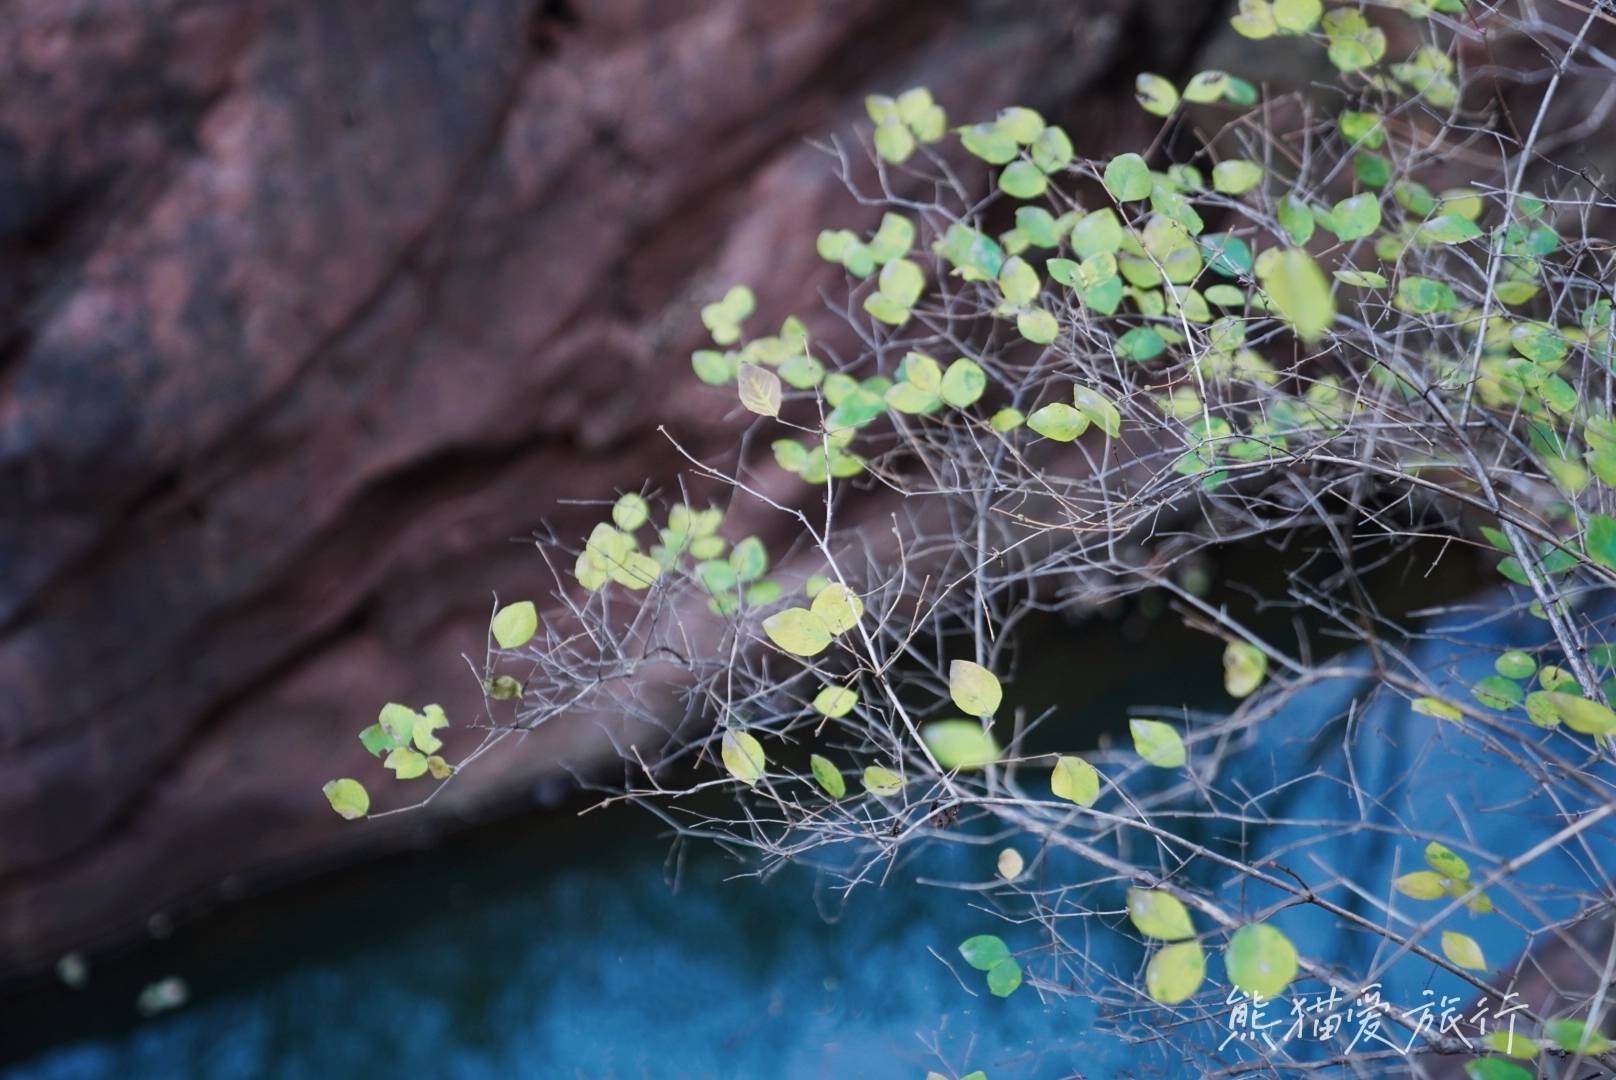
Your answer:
1224,924 -> 1298,998
1130,719 -> 1186,768
491,601 -> 539,649
322,779 -> 370,820
721,730 -> 767,787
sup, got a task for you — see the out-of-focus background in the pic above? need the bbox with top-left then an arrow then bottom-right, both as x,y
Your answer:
4,1 -> 1612,1076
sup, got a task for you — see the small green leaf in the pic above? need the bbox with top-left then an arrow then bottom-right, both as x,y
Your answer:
809,754 -> 846,799
959,123 -> 1018,164
721,729 -> 766,786
1473,675 -> 1524,710
941,358 -> 987,408
385,747 -> 428,780
1017,308 -> 1059,344
1277,192 -> 1315,245
986,957 -> 1023,998
737,363 -> 783,417
959,934 -> 1011,970
1540,692 -> 1616,735
1425,842 -> 1471,880
1135,73 -> 1179,116
1394,871 -> 1447,900
1127,887 -> 1196,941
1223,641 -> 1266,698
762,607 -> 834,656
1545,1018 -> 1612,1054
923,720 -> 1002,769
1329,193 -> 1381,241
1050,755 -> 1100,806
1256,248 -> 1334,342
1420,215 -> 1483,244
1441,930 -> 1487,971
1586,514 -> 1616,570
612,493 -> 650,531
1031,125 -> 1074,173
878,257 -> 925,308
1484,1030 -> 1539,1058
999,160 -> 1048,199
1182,70 -> 1231,104
885,381 -> 941,415
1273,0 -> 1322,32
998,256 -> 1040,305
323,778 -> 370,820
1146,941 -> 1206,1004
1231,0 -> 1278,39
1212,160 -> 1263,195
411,705 -> 448,754
813,685 -> 858,718
1072,385 -> 1121,438
873,117 -> 914,163
1071,209 -> 1123,258
1104,153 -> 1153,202
1493,649 -> 1531,675
1224,924 -> 1298,999
810,583 -> 863,634
1115,326 -> 1167,361
1464,1060 -> 1534,1080
949,659 -> 1003,716
1412,697 -> 1463,722
1130,719 -> 1186,768
1027,402 -> 1089,441
862,765 -> 904,796
491,601 -> 539,649
1334,269 -> 1387,288
991,407 -> 1025,432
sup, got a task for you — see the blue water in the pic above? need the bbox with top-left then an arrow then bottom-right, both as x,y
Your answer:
7,597 -> 1613,1078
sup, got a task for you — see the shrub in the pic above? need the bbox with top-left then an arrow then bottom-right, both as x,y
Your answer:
328,2 -> 1616,1073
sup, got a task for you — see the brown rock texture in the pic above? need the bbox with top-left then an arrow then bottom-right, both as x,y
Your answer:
0,0 -> 1217,974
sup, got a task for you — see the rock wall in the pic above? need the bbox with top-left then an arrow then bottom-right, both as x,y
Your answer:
0,0 -> 1215,973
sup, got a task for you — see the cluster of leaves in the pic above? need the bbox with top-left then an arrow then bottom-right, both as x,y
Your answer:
338,0 -> 1616,1073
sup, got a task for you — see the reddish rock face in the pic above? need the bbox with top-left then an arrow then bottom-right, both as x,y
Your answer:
0,0 -> 1205,973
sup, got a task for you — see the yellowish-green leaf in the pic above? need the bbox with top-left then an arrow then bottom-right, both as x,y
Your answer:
810,582 -> 863,634
1412,696 -> 1462,721
1485,1029 -> 1540,1058
1130,719 -> 1187,768
1104,153 -> 1153,202
1050,755 -> 1100,806
1255,248 -> 1334,342
385,747 -> 428,780
491,601 -> 539,649
922,719 -> 1002,770
721,729 -> 766,787
1212,160 -> 1263,195
863,765 -> 904,796
941,358 -> 987,408
1127,887 -> 1196,941
1135,73 -> 1179,116
1225,924 -> 1298,999
411,705 -> 448,754
1541,691 -> 1616,735
810,754 -> 846,799
1395,871 -> 1447,900
1146,941 -> 1206,1004
949,659 -> 1003,716
737,363 -> 783,417
323,778 -> 370,820
1072,385 -> 1121,438
1223,641 -> 1266,697
1274,0 -> 1322,33
612,493 -> 650,531
1027,402 -> 1089,441
813,685 -> 859,718
762,607 -> 834,657
1425,841 -> 1471,880
1441,930 -> 1486,971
